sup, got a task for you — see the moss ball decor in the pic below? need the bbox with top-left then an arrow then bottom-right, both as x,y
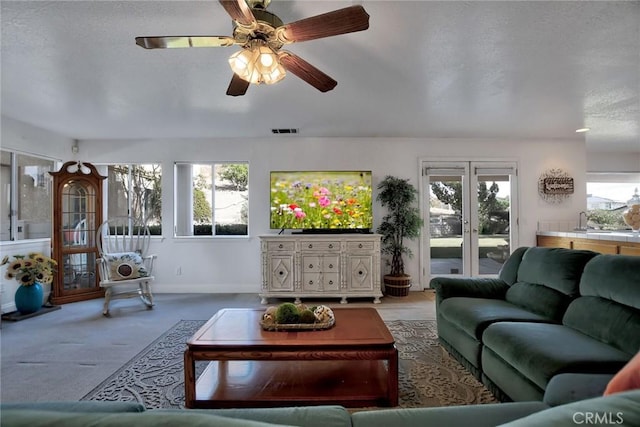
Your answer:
261,303 -> 335,330
275,302 -> 300,324
299,309 -> 317,324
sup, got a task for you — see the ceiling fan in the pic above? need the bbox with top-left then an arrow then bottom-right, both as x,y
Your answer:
135,0 -> 370,96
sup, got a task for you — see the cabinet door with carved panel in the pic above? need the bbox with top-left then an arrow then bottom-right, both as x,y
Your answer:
322,255 -> 340,291
348,255 -> 374,291
267,255 -> 295,292
301,255 -> 322,292
301,255 -> 340,291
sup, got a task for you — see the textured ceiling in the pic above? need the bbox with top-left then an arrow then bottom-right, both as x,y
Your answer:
1,1 -> 639,153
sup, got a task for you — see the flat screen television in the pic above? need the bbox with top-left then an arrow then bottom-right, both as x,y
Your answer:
270,170 -> 373,232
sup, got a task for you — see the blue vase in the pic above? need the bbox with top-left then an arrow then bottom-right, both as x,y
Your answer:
15,282 -> 43,314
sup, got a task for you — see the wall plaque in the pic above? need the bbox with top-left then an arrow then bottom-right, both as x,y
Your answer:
542,177 -> 574,194
538,169 -> 574,204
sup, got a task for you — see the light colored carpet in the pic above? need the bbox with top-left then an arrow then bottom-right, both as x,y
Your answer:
81,319 -> 497,408
0,291 -> 437,402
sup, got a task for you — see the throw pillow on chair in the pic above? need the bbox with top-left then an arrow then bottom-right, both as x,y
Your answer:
106,252 -> 148,281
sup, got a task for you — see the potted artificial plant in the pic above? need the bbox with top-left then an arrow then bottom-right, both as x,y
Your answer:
376,175 -> 424,297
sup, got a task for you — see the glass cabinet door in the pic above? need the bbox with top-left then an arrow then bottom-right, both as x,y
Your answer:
60,181 -> 97,291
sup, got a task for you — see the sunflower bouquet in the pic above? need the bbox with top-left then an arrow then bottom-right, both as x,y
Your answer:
1,253 -> 57,286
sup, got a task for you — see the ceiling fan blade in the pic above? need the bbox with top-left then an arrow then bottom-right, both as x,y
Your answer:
278,5 -> 369,44
278,51 -> 337,93
135,36 -> 237,49
219,0 -> 257,27
226,73 -> 250,96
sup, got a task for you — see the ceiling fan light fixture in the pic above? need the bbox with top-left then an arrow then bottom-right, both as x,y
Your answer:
228,40 -> 285,85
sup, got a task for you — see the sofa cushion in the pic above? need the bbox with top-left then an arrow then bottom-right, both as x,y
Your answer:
504,248 -> 597,320
154,405 -> 352,427
0,409 -> 297,427
351,402 -> 549,427
516,247 -> 598,296
562,254 -> 640,356
543,373 -> 614,406
497,246 -> 528,286
505,283 -> 571,322
562,296 -> 640,356
498,389 -> 640,427
482,322 -> 630,391
579,254 -> 640,310
440,297 -> 552,340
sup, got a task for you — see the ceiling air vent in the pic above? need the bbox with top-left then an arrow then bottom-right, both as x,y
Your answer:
272,128 -> 299,134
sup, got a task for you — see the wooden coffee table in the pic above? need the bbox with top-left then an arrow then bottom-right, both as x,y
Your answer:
184,307 -> 398,408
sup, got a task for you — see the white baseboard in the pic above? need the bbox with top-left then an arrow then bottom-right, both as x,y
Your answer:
151,283 -> 261,294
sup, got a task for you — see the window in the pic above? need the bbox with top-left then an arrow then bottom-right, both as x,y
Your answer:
105,164 -> 162,234
1,150 -> 57,241
174,162 -> 248,236
586,172 -> 640,230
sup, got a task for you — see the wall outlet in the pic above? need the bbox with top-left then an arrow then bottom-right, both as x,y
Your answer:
176,267 -> 182,276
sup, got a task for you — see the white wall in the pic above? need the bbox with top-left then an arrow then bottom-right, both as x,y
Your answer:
0,116 -> 71,313
1,116 -> 74,159
76,136 -> 589,294
1,117 -> 603,310
587,151 -> 640,173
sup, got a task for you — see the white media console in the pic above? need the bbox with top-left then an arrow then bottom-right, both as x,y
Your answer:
259,234 -> 383,304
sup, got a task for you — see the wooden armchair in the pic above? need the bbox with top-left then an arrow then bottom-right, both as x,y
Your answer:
96,216 -> 156,316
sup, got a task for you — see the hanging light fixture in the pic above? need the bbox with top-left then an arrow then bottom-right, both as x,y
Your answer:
228,39 -> 286,85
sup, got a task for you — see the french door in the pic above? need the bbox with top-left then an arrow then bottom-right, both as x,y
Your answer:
421,161 -> 518,281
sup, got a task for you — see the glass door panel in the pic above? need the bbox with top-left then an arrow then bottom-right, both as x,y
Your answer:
425,163 -> 469,276
471,165 -> 514,275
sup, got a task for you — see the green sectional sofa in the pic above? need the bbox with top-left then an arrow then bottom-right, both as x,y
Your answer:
2,391 -> 640,426
431,246 -> 640,403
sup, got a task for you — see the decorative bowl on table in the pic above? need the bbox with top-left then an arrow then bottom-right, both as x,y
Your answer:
260,303 -> 335,331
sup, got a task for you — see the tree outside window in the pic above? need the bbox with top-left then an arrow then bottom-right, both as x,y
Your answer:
174,162 -> 248,236
107,164 -> 162,234
586,179 -> 639,230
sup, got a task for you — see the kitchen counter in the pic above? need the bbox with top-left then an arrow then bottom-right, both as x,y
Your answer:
537,231 -> 640,256
537,230 -> 640,243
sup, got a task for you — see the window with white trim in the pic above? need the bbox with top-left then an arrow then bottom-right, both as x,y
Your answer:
103,164 -> 162,234
586,172 -> 640,230
1,150 -> 57,241
174,162 -> 248,236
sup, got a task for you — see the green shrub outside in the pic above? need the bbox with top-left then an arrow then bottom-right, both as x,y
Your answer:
193,224 -> 247,236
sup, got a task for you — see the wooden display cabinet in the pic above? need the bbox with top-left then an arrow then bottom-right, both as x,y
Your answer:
50,161 -> 106,304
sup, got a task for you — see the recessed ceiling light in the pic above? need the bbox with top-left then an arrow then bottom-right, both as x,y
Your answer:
575,128 -> 590,133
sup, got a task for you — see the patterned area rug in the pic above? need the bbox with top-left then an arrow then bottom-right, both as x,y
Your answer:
81,319 -> 497,409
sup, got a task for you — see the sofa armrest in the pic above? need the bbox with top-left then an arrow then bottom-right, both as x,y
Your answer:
430,277 -> 510,306
498,389 -> 640,427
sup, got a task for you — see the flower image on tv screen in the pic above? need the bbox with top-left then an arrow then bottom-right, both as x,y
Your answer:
270,171 -> 373,230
